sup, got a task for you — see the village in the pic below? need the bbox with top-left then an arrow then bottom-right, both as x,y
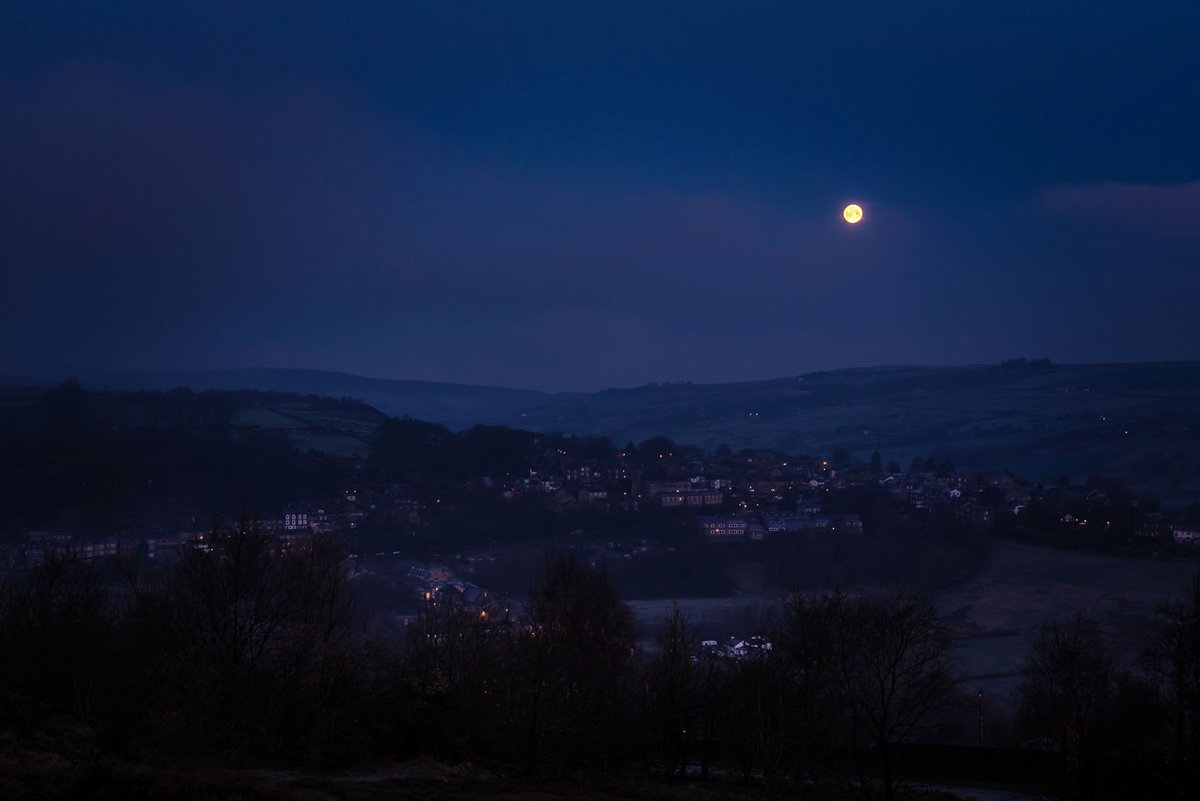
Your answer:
7,437 -> 1199,644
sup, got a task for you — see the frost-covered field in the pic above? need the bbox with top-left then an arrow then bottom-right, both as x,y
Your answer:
938,540 -> 1198,701
628,541 -> 1198,707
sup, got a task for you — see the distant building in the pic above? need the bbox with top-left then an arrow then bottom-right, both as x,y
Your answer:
408,564 -> 454,582
146,537 -> 181,561
1172,527 -> 1200,546
764,513 -> 809,533
646,480 -> 694,497
283,510 -> 309,531
76,539 -> 118,561
762,513 -> 861,534
683,489 -> 723,506
698,516 -> 748,539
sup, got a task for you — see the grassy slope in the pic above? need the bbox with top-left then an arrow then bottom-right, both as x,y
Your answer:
509,362 -> 1200,499
24,361 -> 1200,497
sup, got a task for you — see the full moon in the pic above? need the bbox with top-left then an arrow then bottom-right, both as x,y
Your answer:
843,203 -> 863,224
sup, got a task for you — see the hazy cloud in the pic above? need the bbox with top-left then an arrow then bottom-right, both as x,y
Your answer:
1,59 -> 1198,390
1038,181 -> 1200,241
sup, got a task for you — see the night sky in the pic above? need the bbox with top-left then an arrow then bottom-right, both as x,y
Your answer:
2,2 -> 1198,391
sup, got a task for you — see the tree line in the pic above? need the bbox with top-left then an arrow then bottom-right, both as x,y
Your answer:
3,534 -> 1200,800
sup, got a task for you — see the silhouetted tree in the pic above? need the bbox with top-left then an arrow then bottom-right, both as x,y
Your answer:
0,555 -> 112,720
723,646 -> 795,801
1017,613 -> 1112,800
638,436 -> 677,460
836,588 -> 959,801
645,603 -> 698,778
502,552 -> 635,776
404,591 -> 508,760
778,590 -> 855,795
1145,571 -> 1200,798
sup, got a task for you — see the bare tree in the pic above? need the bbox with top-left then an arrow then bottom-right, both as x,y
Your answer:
693,648 -> 725,780
404,589 -> 508,760
135,520 -> 304,758
1145,570 -> 1200,799
501,551 -> 635,776
271,533 -> 366,763
835,588 -> 959,801
778,589 -> 856,797
0,555 -> 112,720
722,646 -> 796,801
645,603 -> 698,778
1017,612 -> 1112,800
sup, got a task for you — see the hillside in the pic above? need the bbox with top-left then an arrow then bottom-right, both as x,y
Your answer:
511,361 -> 1200,500
71,368 -> 559,431
16,361 -> 1200,501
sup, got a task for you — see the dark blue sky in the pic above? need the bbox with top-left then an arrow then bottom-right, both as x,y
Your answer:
2,2 -> 1198,390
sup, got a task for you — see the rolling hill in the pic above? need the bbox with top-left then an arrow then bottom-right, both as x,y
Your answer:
15,361 -> 1200,501
509,360 -> 1200,500
69,368 -> 560,430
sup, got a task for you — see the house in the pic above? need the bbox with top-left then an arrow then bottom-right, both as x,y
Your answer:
278,531 -> 312,551
283,510 -> 309,531
1136,514 -> 1169,540
797,500 -> 824,516
834,514 -> 863,533
764,513 -> 809,533
682,489 -> 723,507
409,564 -> 454,583
566,465 -> 596,482
1172,527 -> 1200,546
698,516 -> 748,540
146,537 -> 181,561
725,635 -> 773,659
646,480 -> 693,497
75,539 -> 119,561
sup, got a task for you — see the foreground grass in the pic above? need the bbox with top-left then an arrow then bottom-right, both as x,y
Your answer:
0,694 -> 963,801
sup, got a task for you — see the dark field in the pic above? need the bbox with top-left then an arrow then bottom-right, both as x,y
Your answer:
629,539 -> 1200,707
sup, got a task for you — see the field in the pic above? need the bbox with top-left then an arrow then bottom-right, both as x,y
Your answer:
629,540 -> 1199,707
938,540 -> 1198,702
628,596 -> 782,647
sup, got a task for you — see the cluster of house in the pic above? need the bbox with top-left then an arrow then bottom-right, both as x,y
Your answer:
1136,513 -> 1200,546
405,563 -> 504,620
8,442 -> 1200,578
698,511 -> 866,541
0,484 -> 385,573
699,635 -> 774,661
5,530 -> 183,569
2,504 -> 347,572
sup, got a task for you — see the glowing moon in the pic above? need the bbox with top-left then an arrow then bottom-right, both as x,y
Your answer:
843,203 -> 863,224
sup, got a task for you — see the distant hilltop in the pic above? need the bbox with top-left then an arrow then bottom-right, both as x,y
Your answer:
36,368 -> 562,431
9,361 -> 1200,501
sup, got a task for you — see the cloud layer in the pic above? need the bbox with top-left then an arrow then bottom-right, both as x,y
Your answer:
2,60 -> 1198,390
